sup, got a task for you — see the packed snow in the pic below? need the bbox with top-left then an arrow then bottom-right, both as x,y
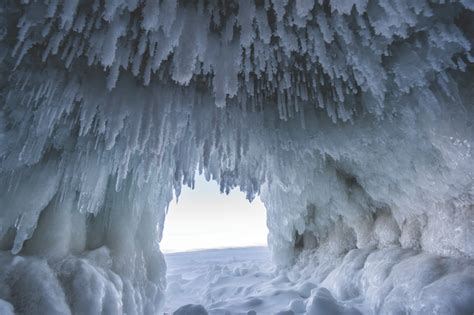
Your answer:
0,0 -> 473,314
165,247 -> 474,314
164,247 -> 273,314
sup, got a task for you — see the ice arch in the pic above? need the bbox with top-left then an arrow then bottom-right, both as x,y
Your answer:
0,0 -> 473,314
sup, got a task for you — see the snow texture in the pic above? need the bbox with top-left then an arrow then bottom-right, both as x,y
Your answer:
165,247 -> 474,314
0,0 -> 473,314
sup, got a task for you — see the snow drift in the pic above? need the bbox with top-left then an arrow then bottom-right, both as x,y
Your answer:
164,247 -> 474,314
0,0 -> 473,313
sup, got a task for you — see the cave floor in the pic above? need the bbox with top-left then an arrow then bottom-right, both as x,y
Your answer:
164,247 -> 332,315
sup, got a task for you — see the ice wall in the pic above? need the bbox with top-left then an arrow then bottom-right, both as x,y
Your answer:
0,0 -> 473,313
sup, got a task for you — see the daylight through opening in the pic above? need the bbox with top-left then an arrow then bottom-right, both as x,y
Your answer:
161,175 -> 268,253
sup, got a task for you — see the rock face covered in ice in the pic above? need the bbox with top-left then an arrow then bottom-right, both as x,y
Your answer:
0,0 -> 473,313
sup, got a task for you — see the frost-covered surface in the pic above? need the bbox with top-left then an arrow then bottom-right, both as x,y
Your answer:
164,247 -> 272,314
165,247 -> 473,314
0,0 -> 473,314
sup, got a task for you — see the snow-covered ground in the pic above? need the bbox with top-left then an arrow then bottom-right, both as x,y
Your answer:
164,247 -> 274,314
163,246 -> 352,315
164,246 -> 474,315
165,246 -> 318,315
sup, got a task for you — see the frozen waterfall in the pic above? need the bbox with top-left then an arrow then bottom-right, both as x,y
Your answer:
0,0 -> 473,314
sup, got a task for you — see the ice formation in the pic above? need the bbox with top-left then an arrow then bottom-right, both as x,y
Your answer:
0,0 -> 473,314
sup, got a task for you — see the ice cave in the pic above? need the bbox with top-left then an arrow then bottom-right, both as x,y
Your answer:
0,0 -> 473,314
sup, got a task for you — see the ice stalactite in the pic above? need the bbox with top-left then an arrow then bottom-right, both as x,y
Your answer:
0,0 -> 473,314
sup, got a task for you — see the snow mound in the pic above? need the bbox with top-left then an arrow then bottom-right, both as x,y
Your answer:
173,304 -> 208,315
0,299 -> 14,315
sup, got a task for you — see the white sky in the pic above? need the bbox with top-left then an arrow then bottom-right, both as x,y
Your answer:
160,175 -> 268,253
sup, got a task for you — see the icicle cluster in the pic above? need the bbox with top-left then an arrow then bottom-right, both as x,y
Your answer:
11,0 -> 473,118
0,0 -> 473,314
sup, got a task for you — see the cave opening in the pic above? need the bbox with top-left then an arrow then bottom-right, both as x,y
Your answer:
160,174 -> 269,313
160,174 -> 268,253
